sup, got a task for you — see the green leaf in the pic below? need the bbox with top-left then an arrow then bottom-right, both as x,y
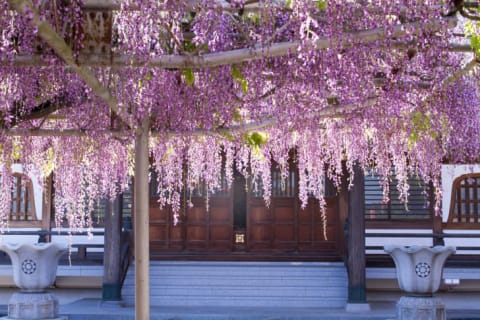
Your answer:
241,79 -> 248,94
232,108 -> 243,123
408,111 -> 435,146
219,130 -> 235,142
231,65 -> 248,93
245,131 -> 269,148
183,40 -> 196,52
183,68 -> 195,86
247,13 -> 261,25
231,64 -> 243,81
316,1 -> 327,10
12,140 -> 22,161
42,147 -> 55,176
471,34 -> 480,56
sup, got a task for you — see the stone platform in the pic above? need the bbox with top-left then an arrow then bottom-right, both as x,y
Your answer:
397,296 -> 446,320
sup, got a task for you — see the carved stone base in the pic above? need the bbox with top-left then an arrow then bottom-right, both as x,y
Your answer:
397,296 -> 446,320
6,292 -> 60,320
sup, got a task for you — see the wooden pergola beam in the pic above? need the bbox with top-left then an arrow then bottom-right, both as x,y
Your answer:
6,17 -> 457,69
7,0 -> 129,126
81,0 -> 277,12
2,97 -> 380,137
439,58 -> 478,89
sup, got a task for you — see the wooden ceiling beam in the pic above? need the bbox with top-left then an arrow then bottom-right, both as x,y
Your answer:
8,0 -> 130,127
5,17 -> 457,69
81,0 -> 272,12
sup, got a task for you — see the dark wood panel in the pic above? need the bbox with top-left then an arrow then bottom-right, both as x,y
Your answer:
248,195 -> 341,256
149,225 -> 167,241
250,225 -> 273,241
187,207 -> 208,223
274,224 -> 295,241
170,225 -> 183,240
149,194 -> 233,254
250,206 -> 272,222
150,242 -> 168,250
210,207 -> 231,222
210,225 -> 232,241
150,207 -> 167,222
313,226 -> 337,241
186,226 -> 208,240
148,184 -> 341,259
298,225 -> 312,241
274,206 -> 295,221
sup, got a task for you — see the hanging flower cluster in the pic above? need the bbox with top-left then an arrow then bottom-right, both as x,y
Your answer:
0,0 -> 479,228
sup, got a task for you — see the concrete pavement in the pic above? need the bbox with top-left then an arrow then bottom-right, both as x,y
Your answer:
53,299 -> 480,320
1,293 -> 480,319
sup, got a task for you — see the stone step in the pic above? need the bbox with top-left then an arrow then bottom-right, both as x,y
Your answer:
121,261 -> 348,308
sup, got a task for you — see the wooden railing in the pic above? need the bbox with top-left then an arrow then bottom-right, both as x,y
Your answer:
366,232 -> 480,267
0,230 -> 105,261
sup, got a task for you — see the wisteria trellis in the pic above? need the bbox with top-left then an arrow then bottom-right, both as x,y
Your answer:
1,0 -> 480,230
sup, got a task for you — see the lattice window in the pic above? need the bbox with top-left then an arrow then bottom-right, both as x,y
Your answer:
10,173 -> 36,221
149,169 -> 230,198
188,174 -> 230,198
365,169 -> 431,221
271,168 -> 296,198
91,198 -> 107,225
449,174 -> 480,224
122,183 -> 133,218
250,168 -> 296,198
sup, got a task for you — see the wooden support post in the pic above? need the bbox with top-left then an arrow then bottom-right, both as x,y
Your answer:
134,119 -> 150,320
103,195 -> 123,301
338,163 -> 349,258
432,182 -> 444,246
40,174 -> 53,243
345,163 -> 370,311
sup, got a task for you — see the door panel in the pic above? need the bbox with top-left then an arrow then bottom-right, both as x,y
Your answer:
248,196 -> 340,255
149,195 -> 233,254
147,171 -> 341,259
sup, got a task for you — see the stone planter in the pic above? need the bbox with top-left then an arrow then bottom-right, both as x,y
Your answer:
384,245 -> 455,320
0,242 -> 67,320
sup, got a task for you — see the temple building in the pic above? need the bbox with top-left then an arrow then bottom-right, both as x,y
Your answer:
1,162 -> 479,310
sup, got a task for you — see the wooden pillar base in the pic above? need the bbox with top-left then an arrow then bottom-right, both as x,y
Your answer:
348,285 -> 367,303
102,283 -> 122,301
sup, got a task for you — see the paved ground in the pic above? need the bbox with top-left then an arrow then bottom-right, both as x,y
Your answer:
55,300 -> 480,320
2,299 -> 480,319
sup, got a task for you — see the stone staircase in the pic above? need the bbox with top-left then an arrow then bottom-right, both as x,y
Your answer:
121,261 -> 348,308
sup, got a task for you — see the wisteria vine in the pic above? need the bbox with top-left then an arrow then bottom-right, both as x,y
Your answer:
0,0 -> 479,230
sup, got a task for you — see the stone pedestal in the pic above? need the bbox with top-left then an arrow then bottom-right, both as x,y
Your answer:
0,243 -> 67,320
397,296 -> 446,320
384,246 -> 455,320
6,292 -> 58,320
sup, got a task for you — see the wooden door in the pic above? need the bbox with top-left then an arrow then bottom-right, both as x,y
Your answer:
148,168 -> 342,259
149,188 -> 233,255
185,196 -> 233,252
248,197 -> 340,255
149,199 -> 184,252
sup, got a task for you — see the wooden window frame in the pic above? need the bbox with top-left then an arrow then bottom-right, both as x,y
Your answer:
250,167 -> 297,199
365,170 -> 433,229
8,173 -> 42,227
446,173 -> 480,229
